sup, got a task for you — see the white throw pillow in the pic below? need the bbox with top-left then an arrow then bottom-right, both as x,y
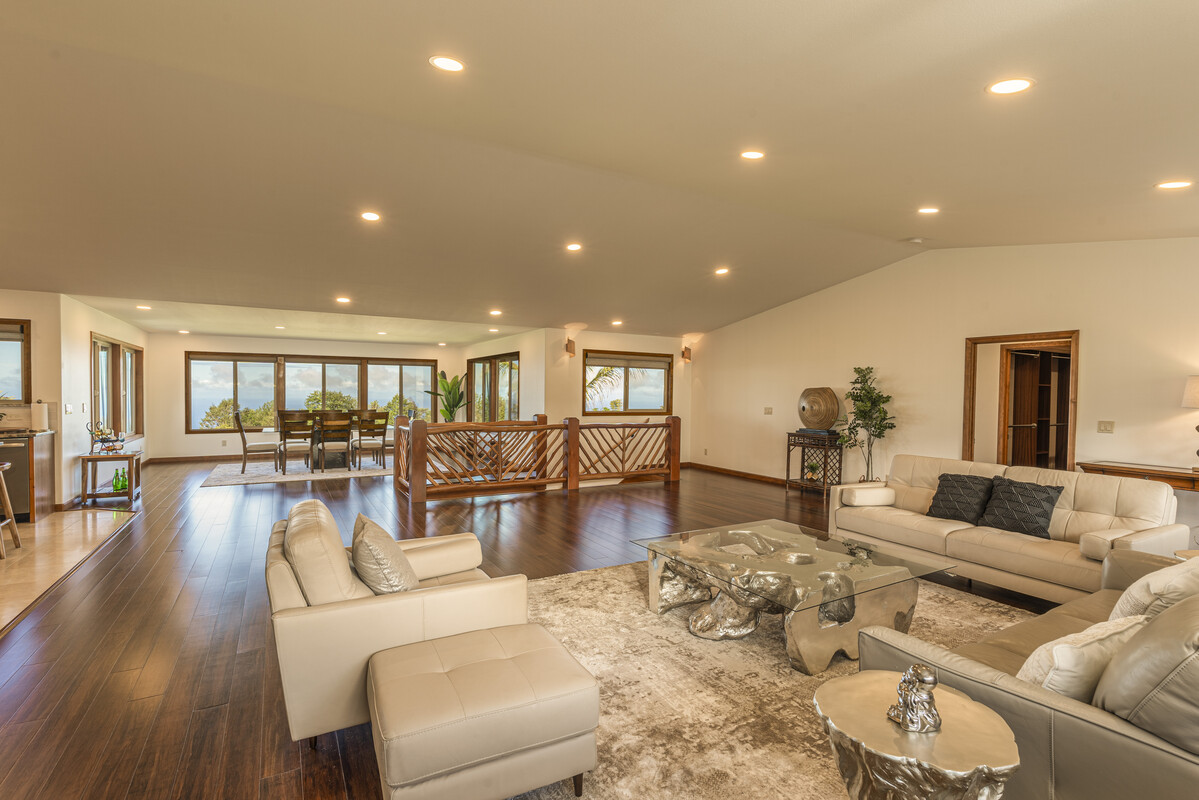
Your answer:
351,514 -> 420,594
1016,615 -> 1149,702
1109,557 -> 1199,620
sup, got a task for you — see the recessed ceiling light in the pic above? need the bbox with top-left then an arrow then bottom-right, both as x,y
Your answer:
612,320 -> 623,326
917,207 -> 940,214
987,78 -> 1034,95
361,211 -> 381,221
437,342 -> 447,347
135,305 -> 151,310
377,331 -> 387,335
489,309 -> 502,316
430,56 -> 464,72
336,297 -> 351,303
489,328 -> 499,333
715,267 -> 730,275
1156,180 -> 1193,190
741,151 -> 765,160
178,330 -> 190,334
566,243 -> 583,251
275,325 -> 285,329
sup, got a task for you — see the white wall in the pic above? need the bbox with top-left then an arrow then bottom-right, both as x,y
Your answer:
145,332 -> 459,459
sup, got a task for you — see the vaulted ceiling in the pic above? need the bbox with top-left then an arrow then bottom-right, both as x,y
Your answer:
2,2 -> 1196,340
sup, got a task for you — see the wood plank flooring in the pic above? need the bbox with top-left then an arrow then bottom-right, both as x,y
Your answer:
0,463 -> 1045,799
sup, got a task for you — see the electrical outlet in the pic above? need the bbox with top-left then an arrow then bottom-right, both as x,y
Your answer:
221,439 -> 228,447
64,404 -> 73,414
764,407 -> 773,415
82,402 -> 87,414
1097,420 -> 1115,434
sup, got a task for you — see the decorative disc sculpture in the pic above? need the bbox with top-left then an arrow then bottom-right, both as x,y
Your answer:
798,386 -> 839,430
887,663 -> 942,733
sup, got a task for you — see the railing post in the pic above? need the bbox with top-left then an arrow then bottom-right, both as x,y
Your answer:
667,416 -> 681,482
533,414 -> 547,479
410,419 -> 428,503
565,417 -> 580,491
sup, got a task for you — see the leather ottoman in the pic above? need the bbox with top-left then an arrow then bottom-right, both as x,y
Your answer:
367,623 -> 599,800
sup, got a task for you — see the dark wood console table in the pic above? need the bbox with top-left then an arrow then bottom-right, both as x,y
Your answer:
1077,461 -> 1199,492
785,429 -> 843,497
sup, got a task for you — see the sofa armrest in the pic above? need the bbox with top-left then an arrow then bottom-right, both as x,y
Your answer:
1101,550 -> 1184,591
271,574 -> 527,740
828,482 -> 892,538
396,532 -> 483,580
1080,525 -> 1190,562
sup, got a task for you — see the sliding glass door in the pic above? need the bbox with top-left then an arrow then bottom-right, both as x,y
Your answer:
467,352 -> 519,421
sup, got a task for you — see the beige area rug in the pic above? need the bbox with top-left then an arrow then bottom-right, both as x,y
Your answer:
200,458 -> 392,487
0,509 -> 136,634
516,562 -> 1034,799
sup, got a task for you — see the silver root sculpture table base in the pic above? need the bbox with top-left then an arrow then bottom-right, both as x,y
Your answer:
813,671 -> 1019,800
648,552 -> 918,674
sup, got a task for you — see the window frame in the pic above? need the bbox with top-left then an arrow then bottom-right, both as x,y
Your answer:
466,352 -> 520,422
0,318 -> 32,405
581,349 -> 674,417
92,333 -> 144,437
184,351 -> 439,434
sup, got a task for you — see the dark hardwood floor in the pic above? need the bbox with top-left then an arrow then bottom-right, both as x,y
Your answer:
0,463 -> 1049,799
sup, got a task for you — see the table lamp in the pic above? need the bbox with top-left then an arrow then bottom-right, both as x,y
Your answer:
1182,376 -> 1199,472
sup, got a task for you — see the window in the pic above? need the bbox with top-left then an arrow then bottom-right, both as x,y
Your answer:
583,350 -> 673,415
92,334 -> 143,435
466,353 -> 519,421
185,352 -> 437,432
0,319 -> 32,404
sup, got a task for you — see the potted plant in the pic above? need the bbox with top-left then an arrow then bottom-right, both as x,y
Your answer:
425,371 -> 468,422
836,366 -> 896,482
805,460 -> 821,481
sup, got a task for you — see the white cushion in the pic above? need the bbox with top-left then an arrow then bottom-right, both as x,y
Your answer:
351,514 -> 420,594
840,486 -> 896,507
282,499 -> 374,606
1109,557 -> 1199,620
1016,615 -> 1149,701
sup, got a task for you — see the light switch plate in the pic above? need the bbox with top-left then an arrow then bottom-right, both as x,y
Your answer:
1097,420 -> 1115,433
764,407 -> 773,415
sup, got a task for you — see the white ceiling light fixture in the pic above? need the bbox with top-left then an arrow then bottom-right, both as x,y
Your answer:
1156,180 -> 1193,190
437,342 -> 447,347
987,78 -> 1035,94
430,56 -> 465,72
715,267 -> 730,275
178,330 -> 190,334
917,207 -> 940,214
740,151 -> 765,160
489,328 -> 499,332
275,325 -> 286,329
135,305 -> 151,310
361,211 -> 381,221
377,331 -> 387,335
489,309 -> 502,316
612,319 -> 623,326
566,243 -> 583,251
336,297 -> 351,303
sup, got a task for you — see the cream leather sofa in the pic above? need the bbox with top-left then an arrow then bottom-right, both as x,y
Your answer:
860,550 -> 1199,799
829,454 -> 1190,603
265,499 -> 529,741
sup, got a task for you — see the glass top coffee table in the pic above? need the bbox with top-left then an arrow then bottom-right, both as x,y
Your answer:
633,519 -> 954,674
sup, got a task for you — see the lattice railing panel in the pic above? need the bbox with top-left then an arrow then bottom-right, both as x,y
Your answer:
578,423 -> 670,479
424,425 -> 567,488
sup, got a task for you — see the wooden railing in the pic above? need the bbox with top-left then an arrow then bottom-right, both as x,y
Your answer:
395,415 -> 681,501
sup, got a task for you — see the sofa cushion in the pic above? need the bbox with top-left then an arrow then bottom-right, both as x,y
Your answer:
282,499 -> 374,606
1052,588 -> 1123,626
352,514 -> 420,594
885,454 -> 1006,514
836,506 -> 972,555
1016,615 -> 1149,702
953,609 -> 1096,676
927,473 -> 995,525
840,486 -> 896,506
367,623 -> 599,789
1093,593 -> 1199,754
1006,466 -> 1176,541
417,568 -> 491,588
977,476 -> 1064,539
946,527 -> 1101,592
1109,556 -> 1199,620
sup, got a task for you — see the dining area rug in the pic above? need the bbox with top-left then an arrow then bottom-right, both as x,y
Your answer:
514,561 -> 1034,799
200,459 -> 392,487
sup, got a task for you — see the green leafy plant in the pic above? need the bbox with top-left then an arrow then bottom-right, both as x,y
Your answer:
836,366 -> 896,482
805,460 -> 821,478
425,371 -> 468,422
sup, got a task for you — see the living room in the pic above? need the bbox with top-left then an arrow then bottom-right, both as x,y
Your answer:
2,3 -> 1199,799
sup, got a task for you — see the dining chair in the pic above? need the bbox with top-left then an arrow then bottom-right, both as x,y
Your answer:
0,462 -> 22,559
313,412 -> 354,472
235,411 -> 279,474
351,410 -> 390,468
277,410 -> 314,475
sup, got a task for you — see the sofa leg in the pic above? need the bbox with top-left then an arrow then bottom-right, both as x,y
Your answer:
573,773 -> 583,797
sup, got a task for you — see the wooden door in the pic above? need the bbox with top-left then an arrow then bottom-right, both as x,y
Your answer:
1000,347 -> 1072,468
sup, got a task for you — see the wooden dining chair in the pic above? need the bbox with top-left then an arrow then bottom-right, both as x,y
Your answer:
277,410 -> 314,475
0,462 -> 22,559
235,411 -> 279,474
313,412 -> 354,472
351,410 -> 390,468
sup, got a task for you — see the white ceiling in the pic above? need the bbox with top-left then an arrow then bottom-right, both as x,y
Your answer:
3,2 -> 1197,339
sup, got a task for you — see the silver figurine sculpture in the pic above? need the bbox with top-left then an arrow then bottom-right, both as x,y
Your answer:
887,663 -> 942,733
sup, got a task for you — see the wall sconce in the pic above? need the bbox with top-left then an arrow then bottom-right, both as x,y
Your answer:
565,338 -> 576,357
681,346 -> 692,363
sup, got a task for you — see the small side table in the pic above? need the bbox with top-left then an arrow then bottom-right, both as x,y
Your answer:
785,429 -> 843,497
813,670 -> 1019,800
81,452 -> 142,505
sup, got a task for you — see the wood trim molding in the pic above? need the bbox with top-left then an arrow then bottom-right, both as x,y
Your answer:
684,462 -> 786,486
141,453 -> 276,466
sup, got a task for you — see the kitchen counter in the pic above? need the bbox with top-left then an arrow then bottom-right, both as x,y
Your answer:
0,431 -> 56,521
0,429 -> 56,439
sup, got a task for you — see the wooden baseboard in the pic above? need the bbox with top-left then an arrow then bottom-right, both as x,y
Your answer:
683,462 -> 786,486
142,453 -> 274,466
54,497 -> 82,512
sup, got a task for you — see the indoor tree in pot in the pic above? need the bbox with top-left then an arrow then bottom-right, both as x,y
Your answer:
425,371 -> 469,422
836,366 -> 896,482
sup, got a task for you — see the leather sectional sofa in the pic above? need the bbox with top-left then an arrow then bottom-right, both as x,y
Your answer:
828,454 -> 1190,603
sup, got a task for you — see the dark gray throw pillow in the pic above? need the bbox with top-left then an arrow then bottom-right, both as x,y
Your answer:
927,473 -> 995,525
977,475 -> 1064,539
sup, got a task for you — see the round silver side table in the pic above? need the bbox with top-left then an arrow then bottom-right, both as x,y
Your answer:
813,670 -> 1019,800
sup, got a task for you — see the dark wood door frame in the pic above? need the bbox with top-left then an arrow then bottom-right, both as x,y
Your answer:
962,330 -> 1079,469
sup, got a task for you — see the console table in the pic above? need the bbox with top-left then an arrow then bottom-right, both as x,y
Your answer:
785,429 -> 843,496
1077,461 -> 1199,492
81,451 -> 142,505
